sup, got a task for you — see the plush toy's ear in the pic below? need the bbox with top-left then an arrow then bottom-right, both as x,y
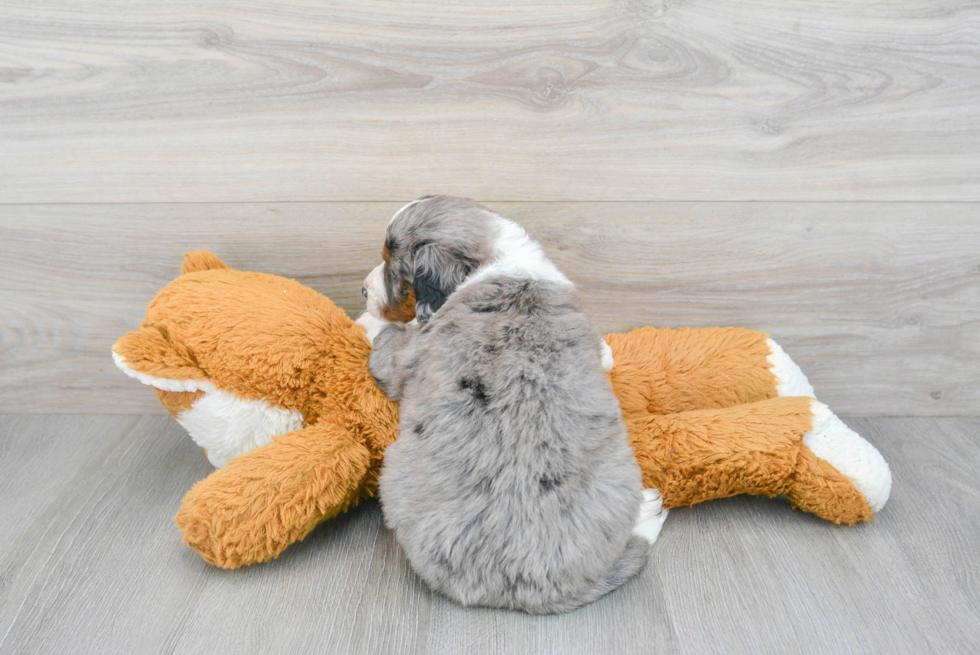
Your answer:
411,243 -> 476,324
112,326 -> 211,392
182,251 -> 229,274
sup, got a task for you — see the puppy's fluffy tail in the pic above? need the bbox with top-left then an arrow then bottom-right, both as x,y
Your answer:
579,535 -> 650,605
539,535 -> 650,614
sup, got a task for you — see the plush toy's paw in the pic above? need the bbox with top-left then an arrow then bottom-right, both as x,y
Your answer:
176,422 -> 373,568
600,338 -> 614,372
804,400 -> 892,513
633,488 -> 668,545
766,338 -> 816,398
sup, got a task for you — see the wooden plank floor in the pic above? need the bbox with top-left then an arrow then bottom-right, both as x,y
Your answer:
0,414 -> 977,655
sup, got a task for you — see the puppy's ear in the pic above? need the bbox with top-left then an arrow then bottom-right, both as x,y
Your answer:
412,243 -> 475,324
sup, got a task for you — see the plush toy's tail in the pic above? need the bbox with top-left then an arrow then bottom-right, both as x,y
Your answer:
625,396 -> 891,524
182,250 -> 229,274
608,326 -> 892,524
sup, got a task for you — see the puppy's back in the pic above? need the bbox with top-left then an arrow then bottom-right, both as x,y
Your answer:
380,277 -> 646,613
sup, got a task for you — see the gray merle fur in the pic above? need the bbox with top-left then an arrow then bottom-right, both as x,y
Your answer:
369,197 -> 647,614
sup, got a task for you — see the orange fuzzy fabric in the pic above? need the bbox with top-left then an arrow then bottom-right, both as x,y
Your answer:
114,252 -> 875,568
177,419 -> 373,569
606,326 -> 778,417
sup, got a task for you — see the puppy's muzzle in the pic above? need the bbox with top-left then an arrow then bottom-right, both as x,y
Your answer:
362,263 -> 386,317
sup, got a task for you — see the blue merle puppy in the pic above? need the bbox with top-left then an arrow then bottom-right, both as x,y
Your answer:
357,195 -> 666,614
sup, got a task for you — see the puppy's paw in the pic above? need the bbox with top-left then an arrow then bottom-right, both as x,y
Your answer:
600,338 -> 614,372
355,312 -> 393,345
633,488 -> 668,545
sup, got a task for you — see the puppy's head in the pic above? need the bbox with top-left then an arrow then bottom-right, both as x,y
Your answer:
362,196 -> 497,324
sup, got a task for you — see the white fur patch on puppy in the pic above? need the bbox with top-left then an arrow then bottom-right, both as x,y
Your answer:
176,389 -> 305,468
388,198 -> 427,225
458,216 -> 572,291
362,262 -> 387,319
356,312 -> 394,345
805,400 -> 892,512
766,338 -> 816,398
633,489 -> 669,544
600,338 -> 614,372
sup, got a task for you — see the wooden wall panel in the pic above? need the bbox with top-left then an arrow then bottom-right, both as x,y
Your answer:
1,201 -> 976,416
0,0 -> 978,202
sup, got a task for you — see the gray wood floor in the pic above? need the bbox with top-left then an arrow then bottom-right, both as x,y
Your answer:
0,414 -> 977,655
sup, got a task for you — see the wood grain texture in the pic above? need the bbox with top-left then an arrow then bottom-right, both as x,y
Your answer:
1,0 -> 978,203
0,415 -> 977,654
654,416 -> 980,654
1,202 -> 977,416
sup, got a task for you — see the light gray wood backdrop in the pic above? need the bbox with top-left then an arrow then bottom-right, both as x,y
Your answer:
1,203 -> 978,416
1,0 -> 978,417
2,0 -> 979,202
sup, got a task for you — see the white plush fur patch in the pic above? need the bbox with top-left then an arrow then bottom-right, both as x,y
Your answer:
113,349 -> 304,468
112,351 -> 215,393
766,338 -> 816,398
805,400 -> 892,512
176,390 -> 305,468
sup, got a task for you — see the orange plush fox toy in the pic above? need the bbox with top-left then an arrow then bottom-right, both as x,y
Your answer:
113,251 -> 891,569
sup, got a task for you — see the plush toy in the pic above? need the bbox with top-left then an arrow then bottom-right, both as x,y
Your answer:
112,251 -> 891,569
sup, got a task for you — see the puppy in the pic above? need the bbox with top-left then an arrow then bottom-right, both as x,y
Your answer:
359,195 -> 665,614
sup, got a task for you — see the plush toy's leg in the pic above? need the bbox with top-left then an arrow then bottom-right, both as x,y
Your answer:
606,327 -> 781,417
175,419 -> 372,569
624,396 -> 891,524
764,337 -> 816,397
792,400 -> 891,515
606,327 -> 819,417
